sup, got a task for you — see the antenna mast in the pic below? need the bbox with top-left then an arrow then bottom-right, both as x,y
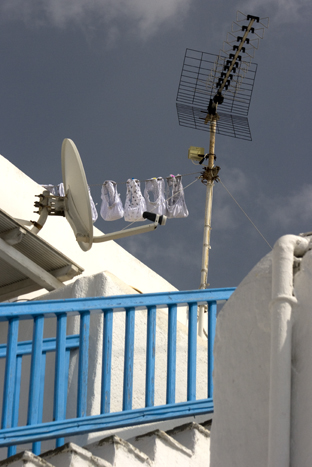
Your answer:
176,12 -> 268,336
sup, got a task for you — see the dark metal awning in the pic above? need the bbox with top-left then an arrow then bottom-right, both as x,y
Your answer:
0,208 -> 84,302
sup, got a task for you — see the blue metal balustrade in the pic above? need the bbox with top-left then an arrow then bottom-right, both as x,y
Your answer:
0,288 -> 234,457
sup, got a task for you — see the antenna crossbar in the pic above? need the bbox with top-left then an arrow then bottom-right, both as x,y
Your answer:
176,11 -> 267,140
216,17 -> 256,95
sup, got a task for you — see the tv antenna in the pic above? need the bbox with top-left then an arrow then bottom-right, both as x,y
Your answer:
24,138 -> 166,251
176,12 -> 268,335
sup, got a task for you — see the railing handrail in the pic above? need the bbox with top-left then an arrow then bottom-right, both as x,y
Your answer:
0,399 -> 213,447
0,288 -> 235,320
0,335 -> 80,357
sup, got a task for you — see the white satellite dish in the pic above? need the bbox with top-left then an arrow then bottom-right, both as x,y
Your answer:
61,138 -> 93,251
27,138 -> 166,251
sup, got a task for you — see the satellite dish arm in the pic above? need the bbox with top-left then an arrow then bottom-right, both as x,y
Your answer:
87,212 -> 167,244
29,206 -> 49,234
91,221 -> 158,243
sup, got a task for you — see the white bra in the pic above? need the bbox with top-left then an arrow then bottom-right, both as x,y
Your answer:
124,179 -> 146,222
166,175 -> 189,218
100,181 -> 124,221
144,178 -> 166,215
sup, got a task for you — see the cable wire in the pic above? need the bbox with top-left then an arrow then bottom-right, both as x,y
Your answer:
219,178 -> 272,250
88,171 -> 201,187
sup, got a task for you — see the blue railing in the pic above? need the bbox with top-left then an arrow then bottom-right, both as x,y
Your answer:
0,288 -> 234,457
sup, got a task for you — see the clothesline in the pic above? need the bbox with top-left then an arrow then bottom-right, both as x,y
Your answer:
42,174 -> 271,249
43,173 -> 199,225
88,171 -> 201,187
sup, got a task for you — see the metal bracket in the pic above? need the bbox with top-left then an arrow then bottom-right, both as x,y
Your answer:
34,191 -> 65,217
200,166 -> 221,184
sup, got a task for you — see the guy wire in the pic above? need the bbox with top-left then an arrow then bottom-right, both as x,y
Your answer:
219,178 -> 272,250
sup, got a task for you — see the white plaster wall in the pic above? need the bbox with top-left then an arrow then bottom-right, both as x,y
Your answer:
210,246 -> 312,467
291,250 -> 312,467
210,252 -> 272,467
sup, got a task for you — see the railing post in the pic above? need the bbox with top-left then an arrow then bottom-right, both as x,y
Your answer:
146,306 -> 156,407
2,318 -> 19,430
12,355 -> 22,429
28,315 -> 44,455
208,301 -> 217,398
123,307 -> 135,411
167,304 -> 177,404
187,302 -> 197,401
8,355 -> 22,457
101,309 -> 113,414
2,318 -> 19,457
28,316 -> 44,426
54,313 -> 67,447
77,311 -> 90,418
64,349 -> 71,414
32,351 -> 46,455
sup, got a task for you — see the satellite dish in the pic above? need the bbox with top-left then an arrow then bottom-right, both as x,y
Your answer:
61,139 -> 93,252
27,138 -> 167,251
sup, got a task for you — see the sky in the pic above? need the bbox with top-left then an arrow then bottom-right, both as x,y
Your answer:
0,0 -> 311,291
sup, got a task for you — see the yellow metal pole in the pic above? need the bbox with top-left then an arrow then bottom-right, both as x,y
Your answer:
198,119 -> 217,337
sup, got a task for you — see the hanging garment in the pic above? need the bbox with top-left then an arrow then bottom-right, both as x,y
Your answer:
88,187 -> 98,223
57,183 -> 65,197
100,180 -> 124,221
124,179 -> 147,222
166,174 -> 189,218
41,184 -> 56,195
144,178 -> 166,215
41,183 -> 65,196
41,183 -> 98,223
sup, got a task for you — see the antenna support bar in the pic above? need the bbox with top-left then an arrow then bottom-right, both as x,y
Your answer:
215,17 -> 256,97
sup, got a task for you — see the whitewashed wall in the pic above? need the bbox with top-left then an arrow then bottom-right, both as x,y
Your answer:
210,248 -> 312,467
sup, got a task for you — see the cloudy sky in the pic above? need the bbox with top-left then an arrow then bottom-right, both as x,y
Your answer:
0,0 -> 311,291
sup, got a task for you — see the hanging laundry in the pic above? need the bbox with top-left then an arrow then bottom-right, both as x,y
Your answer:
41,183 -> 63,196
57,183 -> 65,197
124,179 -> 146,222
42,184 -> 55,194
42,183 -> 65,197
100,180 -> 124,221
42,183 -> 98,223
88,187 -> 98,223
166,174 -> 189,218
144,177 -> 166,215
